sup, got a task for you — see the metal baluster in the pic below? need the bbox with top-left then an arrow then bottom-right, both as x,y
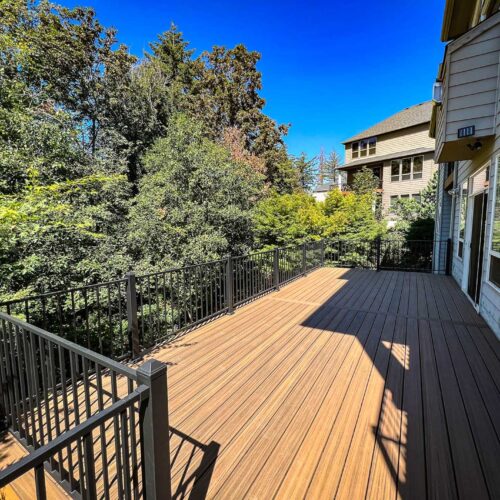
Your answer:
111,371 -> 124,498
58,345 -> 74,487
95,364 -> 110,498
70,352 -> 85,494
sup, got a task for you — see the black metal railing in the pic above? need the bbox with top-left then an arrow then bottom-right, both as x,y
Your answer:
0,238 -> 449,361
0,312 -> 171,499
0,236 -> 450,497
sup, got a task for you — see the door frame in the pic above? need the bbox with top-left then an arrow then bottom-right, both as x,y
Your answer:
462,162 -> 490,309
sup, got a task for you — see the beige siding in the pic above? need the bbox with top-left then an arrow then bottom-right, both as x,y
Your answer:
344,123 -> 434,166
442,16 -> 500,145
376,124 -> 434,156
381,153 -> 438,213
447,83 -> 500,337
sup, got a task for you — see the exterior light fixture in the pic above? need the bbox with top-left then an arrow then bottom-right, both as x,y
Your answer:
466,140 -> 482,151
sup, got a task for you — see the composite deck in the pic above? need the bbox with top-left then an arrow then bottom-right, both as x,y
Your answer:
155,267 -> 500,499
1,267 -> 500,499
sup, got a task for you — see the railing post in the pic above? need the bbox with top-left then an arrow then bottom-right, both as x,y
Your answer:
226,256 -> 234,314
126,272 -> 141,358
138,360 -> 171,500
320,240 -> 325,267
274,248 -> 280,290
302,243 -> 307,275
445,238 -> 452,275
376,237 -> 381,271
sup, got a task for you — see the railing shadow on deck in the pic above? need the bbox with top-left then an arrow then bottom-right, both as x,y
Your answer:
170,427 -> 220,500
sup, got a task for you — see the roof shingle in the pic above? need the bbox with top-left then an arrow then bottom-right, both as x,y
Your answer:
342,101 -> 433,144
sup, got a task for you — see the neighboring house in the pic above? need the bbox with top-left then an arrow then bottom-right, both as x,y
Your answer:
339,102 -> 438,216
312,183 -> 335,202
431,1 -> 500,338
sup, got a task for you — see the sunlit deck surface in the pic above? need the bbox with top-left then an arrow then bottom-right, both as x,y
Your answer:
153,267 -> 500,499
1,267 -> 500,499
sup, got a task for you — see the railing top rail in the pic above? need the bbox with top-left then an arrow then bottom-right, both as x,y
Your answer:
0,277 -> 128,306
0,311 -> 139,380
0,386 -> 148,488
136,257 -> 228,279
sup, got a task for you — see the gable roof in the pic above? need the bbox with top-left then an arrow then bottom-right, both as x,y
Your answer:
342,101 -> 433,144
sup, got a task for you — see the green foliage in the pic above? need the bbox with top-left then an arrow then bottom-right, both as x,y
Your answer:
128,115 -> 264,270
293,152 -> 317,192
254,189 -> 385,248
351,166 -> 380,194
254,192 -> 326,247
323,189 -> 385,240
390,172 -> 438,240
0,0 -> 392,308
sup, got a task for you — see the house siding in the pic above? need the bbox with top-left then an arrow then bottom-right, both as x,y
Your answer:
344,124 -> 437,213
436,14 -> 500,160
381,152 -> 437,213
444,118 -> 500,338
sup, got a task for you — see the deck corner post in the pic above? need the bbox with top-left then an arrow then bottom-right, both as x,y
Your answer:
126,271 -> 141,358
320,240 -> 325,267
445,238 -> 452,275
138,359 -> 171,500
302,243 -> 307,276
376,237 -> 381,271
226,256 -> 234,314
274,247 -> 280,290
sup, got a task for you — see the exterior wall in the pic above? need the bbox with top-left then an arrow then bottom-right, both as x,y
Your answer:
312,191 -> 329,202
443,139 -> 500,338
344,123 -> 434,164
435,13 -> 500,162
433,164 -> 454,273
381,152 -> 438,214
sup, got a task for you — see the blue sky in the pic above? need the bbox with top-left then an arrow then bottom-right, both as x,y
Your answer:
63,0 -> 446,160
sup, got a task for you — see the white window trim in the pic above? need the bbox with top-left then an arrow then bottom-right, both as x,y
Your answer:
457,179 -> 469,261
486,156 -> 500,292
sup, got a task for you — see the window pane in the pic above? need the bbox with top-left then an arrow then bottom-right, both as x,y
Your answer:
401,194 -> 410,199
360,140 -> 367,157
413,156 -> 423,179
490,255 -> 500,288
459,180 -> 468,242
390,195 -> 398,206
413,194 -> 421,203
402,158 -> 411,180
391,160 -> 400,181
368,137 -> 376,155
352,142 -> 359,151
458,240 -> 464,258
492,164 -> 500,254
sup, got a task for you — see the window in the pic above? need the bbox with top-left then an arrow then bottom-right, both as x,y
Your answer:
368,137 -> 376,155
400,194 -> 410,199
412,194 -> 421,203
413,156 -> 423,179
489,160 -> 500,288
351,137 -> 376,159
391,160 -> 400,182
390,195 -> 398,206
402,158 -> 411,180
458,180 -> 469,259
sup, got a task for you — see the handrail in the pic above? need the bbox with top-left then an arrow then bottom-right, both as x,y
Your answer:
0,311 -> 138,381
0,386 -> 149,488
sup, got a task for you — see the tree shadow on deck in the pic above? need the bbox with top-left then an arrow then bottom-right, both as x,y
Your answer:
170,427 -> 220,500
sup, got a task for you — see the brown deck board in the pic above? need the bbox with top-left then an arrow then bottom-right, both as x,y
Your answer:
1,267 -> 500,499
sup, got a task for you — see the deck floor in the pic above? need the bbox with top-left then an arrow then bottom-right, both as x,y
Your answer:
150,267 -> 500,499
1,267 -> 500,499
